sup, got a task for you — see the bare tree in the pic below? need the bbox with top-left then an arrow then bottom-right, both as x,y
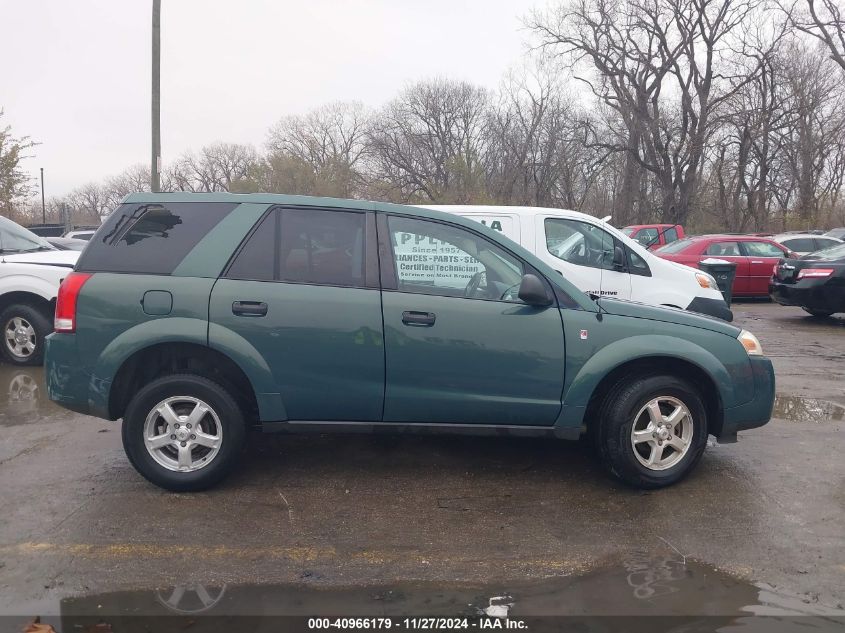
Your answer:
367,79 -> 490,203
785,0 -> 845,71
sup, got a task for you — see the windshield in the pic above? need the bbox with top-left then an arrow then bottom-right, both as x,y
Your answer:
803,242 -> 845,261
0,216 -> 54,253
655,238 -> 694,254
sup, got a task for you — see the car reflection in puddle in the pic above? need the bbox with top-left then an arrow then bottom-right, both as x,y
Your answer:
40,554 -> 845,632
0,364 -> 68,427
773,394 -> 845,423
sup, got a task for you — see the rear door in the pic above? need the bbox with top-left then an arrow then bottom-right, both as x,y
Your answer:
701,241 -> 750,294
380,213 -> 566,426
741,240 -> 788,295
208,206 -> 384,422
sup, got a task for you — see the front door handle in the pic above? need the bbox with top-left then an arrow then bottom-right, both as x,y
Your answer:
402,311 -> 436,326
232,301 -> 268,317
751,260 -> 764,264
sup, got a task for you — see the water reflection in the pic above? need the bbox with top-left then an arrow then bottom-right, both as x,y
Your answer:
772,394 -> 845,423
0,365 -> 65,426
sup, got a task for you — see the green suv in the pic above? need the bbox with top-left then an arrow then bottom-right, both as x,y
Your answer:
45,193 -> 775,491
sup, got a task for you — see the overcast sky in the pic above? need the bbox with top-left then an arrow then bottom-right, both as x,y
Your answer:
2,0 -> 544,197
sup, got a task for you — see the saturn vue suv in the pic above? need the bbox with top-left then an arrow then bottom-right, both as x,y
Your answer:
45,193 -> 775,491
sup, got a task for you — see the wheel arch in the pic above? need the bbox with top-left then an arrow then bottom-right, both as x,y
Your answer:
108,342 -> 262,424
581,356 -> 725,438
0,290 -> 55,318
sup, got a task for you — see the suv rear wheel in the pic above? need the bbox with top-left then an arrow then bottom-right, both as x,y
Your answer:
122,374 -> 246,491
595,375 -> 708,489
0,303 -> 52,366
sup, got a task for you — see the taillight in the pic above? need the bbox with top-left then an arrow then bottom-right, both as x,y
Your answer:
55,272 -> 93,333
797,268 -> 834,279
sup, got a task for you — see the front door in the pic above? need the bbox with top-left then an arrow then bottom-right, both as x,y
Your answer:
380,214 -> 566,426
209,206 -> 384,421
538,216 -> 632,300
741,240 -> 788,296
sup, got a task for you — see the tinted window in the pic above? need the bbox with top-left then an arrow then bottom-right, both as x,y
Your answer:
388,216 -> 524,301
664,227 -> 679,243
744,241 -> 784,257
226,211 -> 276,281
279,208 -> 365,286
705,241 -> 741,256
814,237 -> 841,251
782,238 -> 815,252
546,218 -> 616,270
655,238 -> 694,254
77,202 -> 236,274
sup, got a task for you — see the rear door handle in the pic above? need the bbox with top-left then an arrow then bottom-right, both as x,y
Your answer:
402,311 -> 436,326
232,301 -> 268,317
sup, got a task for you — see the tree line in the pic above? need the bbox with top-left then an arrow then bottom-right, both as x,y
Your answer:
5,0 -> 845,232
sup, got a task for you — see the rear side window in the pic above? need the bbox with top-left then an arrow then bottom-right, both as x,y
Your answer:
782,238 -> 814,252
77,202 -> 236,274
226,207 -> 367,287
704,241 -> 741,256
743,241 -> 784,257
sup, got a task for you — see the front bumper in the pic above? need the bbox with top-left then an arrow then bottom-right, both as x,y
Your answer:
720,355 -> 775,440
686,296 -> 733,322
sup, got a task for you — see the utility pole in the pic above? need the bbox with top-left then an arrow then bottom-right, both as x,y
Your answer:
151,0 -> 161,192
40,167 -> 46,224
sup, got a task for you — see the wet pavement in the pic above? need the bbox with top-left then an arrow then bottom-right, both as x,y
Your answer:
0,301 -> 843,627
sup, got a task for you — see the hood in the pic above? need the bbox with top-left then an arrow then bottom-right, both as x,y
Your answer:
597,297 -> 740,336
1,249 -> 80,267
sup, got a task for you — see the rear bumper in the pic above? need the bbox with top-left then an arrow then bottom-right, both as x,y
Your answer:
720,356 -> 775,439
769,280 -> 844,313
45,333 -> 105,418
686,296 -> 733,322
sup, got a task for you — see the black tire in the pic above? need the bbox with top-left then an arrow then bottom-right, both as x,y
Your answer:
0,303 -> 52,366
594,375 -> 708,489
122,374 -> 246,492
802,307 -> 834,318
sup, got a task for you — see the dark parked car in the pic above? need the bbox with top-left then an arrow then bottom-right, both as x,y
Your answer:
45,193 -> 774,492
656,235 -> 792,297
770,243 -> 845,317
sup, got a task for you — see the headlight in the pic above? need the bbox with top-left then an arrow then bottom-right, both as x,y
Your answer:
737,329 -> 763,356
695,272 -> 718,289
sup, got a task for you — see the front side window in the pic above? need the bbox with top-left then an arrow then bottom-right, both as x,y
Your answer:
704,242 -> 741,257
744,241 -> 785,257
545,218 -> 616,270
387,216 -> 524,301
628,249 -> 651,276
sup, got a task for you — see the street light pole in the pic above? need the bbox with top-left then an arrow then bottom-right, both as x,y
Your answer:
151,0 -> 161,192
40,167 -> 46,224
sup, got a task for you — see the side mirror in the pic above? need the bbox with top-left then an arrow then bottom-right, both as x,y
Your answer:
518,273 -> 553,307
613,245 -> 626,270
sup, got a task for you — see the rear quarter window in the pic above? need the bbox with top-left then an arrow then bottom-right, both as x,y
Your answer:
76,202 -> 237,274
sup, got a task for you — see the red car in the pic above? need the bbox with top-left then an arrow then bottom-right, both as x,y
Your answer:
622,224 -> 686,250
655,235 -> 793,297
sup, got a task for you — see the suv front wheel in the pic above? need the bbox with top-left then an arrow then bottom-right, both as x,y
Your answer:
122,375 -> 246,491
595,375 -> 708,489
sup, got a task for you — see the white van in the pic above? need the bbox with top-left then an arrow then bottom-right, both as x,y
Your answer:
423,205 -> 732,321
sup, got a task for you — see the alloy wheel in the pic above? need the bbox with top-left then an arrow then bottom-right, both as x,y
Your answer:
630,396 -> 694,471
143,396 -> 223,472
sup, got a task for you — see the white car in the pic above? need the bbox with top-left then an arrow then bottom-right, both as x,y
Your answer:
771,232 -> 843,256
423,205 -> 732,321
0,216 -> 80,365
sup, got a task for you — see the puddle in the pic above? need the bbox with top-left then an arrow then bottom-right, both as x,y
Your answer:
773,394 -> 845,423
0,365 -> 68,426
11,555 -> 843,632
